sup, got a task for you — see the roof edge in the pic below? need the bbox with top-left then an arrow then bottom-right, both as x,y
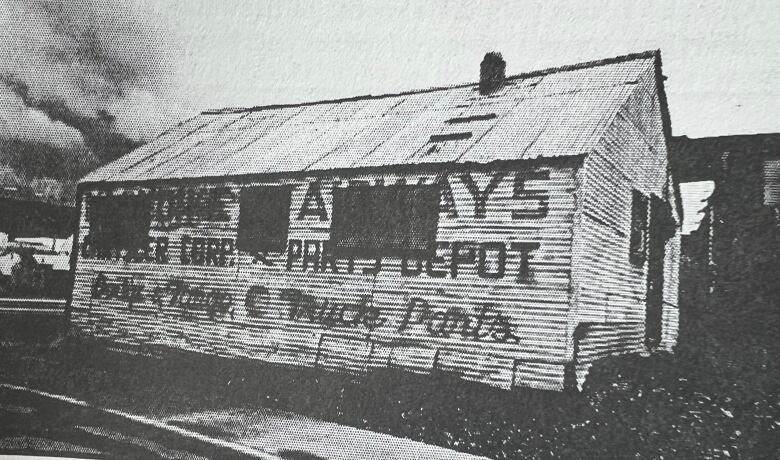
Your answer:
78,154 -> 586,188
649,50 -> 683,222
672,132 -> 780,142
203,50 -> 660,115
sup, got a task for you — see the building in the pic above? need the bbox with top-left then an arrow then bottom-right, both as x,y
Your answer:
66,50 -> 680,391
672,133 -> 780,279
671,133 -> 780,343
0,165 -> 75,240
0,166 -> 75,297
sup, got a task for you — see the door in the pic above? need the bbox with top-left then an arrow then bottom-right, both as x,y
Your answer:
645,196 -> 669,349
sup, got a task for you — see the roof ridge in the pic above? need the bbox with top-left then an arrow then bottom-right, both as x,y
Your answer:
202,50 -> 659,115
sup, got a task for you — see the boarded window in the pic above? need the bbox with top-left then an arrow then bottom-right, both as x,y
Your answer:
88,194 -> 151,258
237,186 -> 292,253
763,159 -> 780,207
629,190 -> 649,267
331,184 -> 439,258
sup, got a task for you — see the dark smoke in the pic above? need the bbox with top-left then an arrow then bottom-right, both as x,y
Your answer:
0,0 -> 188,205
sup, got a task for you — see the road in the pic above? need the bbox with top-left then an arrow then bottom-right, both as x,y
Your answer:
0,300 -> 274,459
0,297 -> 66,313
0,385 -> 274,459
0,297 -> 66,348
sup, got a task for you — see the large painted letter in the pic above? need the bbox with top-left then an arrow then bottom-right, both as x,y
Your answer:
298,181 -> 328,221
512,170 -> 550,219
436,174 -> 458,218
460,172 -> 505,218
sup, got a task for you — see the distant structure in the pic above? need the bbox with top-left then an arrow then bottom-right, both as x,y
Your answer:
0,165 -> 75,239
671,133 -> 780,339
66,50 -> 680,392
0,166 -> 74,297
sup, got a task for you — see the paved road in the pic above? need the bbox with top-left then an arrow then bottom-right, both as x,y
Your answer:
0,298 -> 67,347
0,302 -> 275,459
0,297 -> 66,313
0,385 -> 275,459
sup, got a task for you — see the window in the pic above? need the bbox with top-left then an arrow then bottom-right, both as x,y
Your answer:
629,190 -> 649,266
330,184 -> 439,258
87,194 -> 151,259
237,186 -> 292,253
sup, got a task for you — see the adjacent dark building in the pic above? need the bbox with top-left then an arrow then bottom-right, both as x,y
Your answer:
0,166 -> 75,239
671,133 -> 780,343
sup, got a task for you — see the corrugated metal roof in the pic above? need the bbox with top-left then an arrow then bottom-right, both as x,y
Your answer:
82,51 -> 660,184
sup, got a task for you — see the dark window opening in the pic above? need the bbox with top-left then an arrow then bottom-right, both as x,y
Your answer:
331,184 -> 440,258
646,195 -> 670,349
629,190 -> 649,267
237,186 -> 292,254
87,194 -> 151,259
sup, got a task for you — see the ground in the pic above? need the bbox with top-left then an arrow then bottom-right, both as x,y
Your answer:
0,385 -> 253,459
0,302 -> 778,459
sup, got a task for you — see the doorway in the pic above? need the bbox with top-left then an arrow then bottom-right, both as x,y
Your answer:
645,196 -> 671,349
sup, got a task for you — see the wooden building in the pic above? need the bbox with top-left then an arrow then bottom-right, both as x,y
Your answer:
671,133 -> 780,344
67,50 -> 680,391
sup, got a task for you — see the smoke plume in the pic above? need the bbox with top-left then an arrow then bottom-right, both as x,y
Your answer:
0,0 -> 188,205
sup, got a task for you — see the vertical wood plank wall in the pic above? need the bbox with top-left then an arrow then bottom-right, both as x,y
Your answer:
71,162 -> 580,391
570,63 -> 680,387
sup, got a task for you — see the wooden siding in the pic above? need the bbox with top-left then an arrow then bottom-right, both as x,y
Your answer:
660,232 -> 681,351
70,163 -> 579,391
570,63 -> 680,387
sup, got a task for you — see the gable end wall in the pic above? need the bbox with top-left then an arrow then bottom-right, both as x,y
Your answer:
570,61 -> 680,388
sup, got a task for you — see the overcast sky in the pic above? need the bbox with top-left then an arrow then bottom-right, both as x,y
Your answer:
141,0 -> 779,139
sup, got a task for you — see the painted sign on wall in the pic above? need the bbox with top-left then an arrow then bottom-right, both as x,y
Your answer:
87,271 -> 524,344
80,168 -> 553,282
73,165 -> 577,393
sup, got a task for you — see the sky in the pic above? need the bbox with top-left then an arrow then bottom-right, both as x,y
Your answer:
144,0 -> 779,139
0,0 -> 777,205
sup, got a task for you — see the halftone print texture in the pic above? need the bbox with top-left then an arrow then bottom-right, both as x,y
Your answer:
1,2 -> 777,459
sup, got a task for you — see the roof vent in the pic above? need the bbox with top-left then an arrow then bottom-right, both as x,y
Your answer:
479,52 -> 506,95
